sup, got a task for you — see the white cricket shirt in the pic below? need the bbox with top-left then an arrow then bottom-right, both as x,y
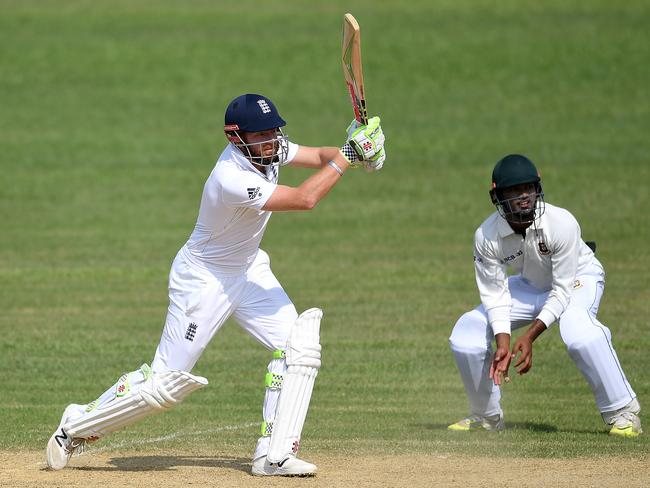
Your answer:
183,141 -> 298,273
473,202 -> 600,335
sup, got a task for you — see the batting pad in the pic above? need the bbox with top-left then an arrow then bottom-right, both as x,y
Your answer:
267,308 -> 322,463
63,367 -> 208,440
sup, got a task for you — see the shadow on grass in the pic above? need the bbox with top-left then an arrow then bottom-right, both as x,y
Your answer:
413,422 -> 559,432
72,455 -> 251,473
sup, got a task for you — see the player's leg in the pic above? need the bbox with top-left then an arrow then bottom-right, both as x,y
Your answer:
151,256 -> 243,373
448,275 -> 545,431
46,365 -> 208,470
46,253 -> 239,469
233,250 -> 319,476
558,269 -> 641,436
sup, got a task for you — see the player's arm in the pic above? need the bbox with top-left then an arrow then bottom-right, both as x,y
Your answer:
474,233 -> 511,337
264,118 -> 386,211
473,230 -> 513,385
287,145 -> 340,170
287,116 -> 386,171
262,149 -> 351,211
536,212 -> 582,327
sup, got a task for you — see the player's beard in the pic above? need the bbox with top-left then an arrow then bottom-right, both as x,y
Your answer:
250,140 -> 280,166
503,194 -> 538,224
235,130 -> 289,166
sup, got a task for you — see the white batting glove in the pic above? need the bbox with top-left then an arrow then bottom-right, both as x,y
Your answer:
340,119 -> 362,166
363,147 -> 386,172
340,116 -> 385,165
346,119 -> 362,139
349,116 -> 384,160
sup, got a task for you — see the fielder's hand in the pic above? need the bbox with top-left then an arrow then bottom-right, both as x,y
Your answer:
489,333 -> 512,386
511,336 -> 533,375
510,319 -> 545,375
340,116 -> 385,168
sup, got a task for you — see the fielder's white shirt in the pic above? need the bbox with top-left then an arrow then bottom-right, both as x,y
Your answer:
473,203 -> 599,335
184,141 -> 299,273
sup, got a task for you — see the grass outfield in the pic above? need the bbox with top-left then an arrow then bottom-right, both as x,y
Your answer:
1,0 -> 648,462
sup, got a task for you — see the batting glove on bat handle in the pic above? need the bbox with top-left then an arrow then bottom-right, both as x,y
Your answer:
363,147 -> 386,172
340,119 -> 362,166
340,142 -> 361,167
346,119 -> 362,139
347,116 -> 385,162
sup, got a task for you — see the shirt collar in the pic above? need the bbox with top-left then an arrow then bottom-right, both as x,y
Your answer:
496,215 -> 516,238
228,143 -> 251,166
227,143 -> 275,180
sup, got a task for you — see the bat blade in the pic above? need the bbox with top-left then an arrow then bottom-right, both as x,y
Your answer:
342,13 -> 368,125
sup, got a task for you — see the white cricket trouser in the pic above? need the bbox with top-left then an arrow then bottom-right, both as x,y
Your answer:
151,246 -> 298,459
449,262 -> 636,417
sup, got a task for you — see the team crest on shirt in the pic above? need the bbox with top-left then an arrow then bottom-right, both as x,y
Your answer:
247,187 -> 261,200
573,280 -> 583,289
538,241 -> 551,255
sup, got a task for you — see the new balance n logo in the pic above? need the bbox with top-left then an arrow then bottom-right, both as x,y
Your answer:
185,322 -> 198,341
55,428 -> 69,448
257,99 -> 271,113
247,187 -> 261,200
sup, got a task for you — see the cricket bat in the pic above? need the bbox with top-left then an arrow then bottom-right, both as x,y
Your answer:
342,13 -> 368,125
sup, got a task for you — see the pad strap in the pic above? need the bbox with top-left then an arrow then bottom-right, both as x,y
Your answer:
265,372 -> 284,389
261,421 -> 274,437
64,366 -> 208,440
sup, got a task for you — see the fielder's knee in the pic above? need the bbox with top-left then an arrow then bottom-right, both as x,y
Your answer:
560,307 -> 611,347
449,309 -> 490,353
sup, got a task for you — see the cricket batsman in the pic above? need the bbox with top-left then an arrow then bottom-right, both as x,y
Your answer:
448,154 -> 642,436
46,93 -> 386,475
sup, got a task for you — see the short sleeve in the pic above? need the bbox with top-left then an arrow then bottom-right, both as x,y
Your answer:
280,140 -> 299,165
220,166 -> 277,210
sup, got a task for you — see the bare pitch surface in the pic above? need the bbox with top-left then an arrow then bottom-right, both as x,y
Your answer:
4,451 -> 650,488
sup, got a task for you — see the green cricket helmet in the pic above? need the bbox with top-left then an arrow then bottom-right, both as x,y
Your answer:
489,154 -> 545,224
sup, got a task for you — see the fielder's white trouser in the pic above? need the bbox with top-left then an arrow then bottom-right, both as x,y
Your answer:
151,247 -> 298,460
449,263 -> 636,418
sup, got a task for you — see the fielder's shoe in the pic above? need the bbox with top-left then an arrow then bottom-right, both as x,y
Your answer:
603,399 -> 642,438
448,412 -> 505,432
251,455 -> 317,476
46,404 -> 90,470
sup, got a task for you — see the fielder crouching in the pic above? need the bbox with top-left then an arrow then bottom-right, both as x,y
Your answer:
448,154 -> 642,437
46,93 -> 387,475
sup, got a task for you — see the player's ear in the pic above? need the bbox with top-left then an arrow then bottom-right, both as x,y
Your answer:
489,188 -> 498,205
224,124 -> 243,144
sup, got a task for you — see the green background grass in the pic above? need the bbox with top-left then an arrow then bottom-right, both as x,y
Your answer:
1,0 -> 648,458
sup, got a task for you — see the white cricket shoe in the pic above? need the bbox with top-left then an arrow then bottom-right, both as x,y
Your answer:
251,455 -> 317,476
46,404 -> 91,470
448,411 -> 505,432
603,399 -> 643,438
